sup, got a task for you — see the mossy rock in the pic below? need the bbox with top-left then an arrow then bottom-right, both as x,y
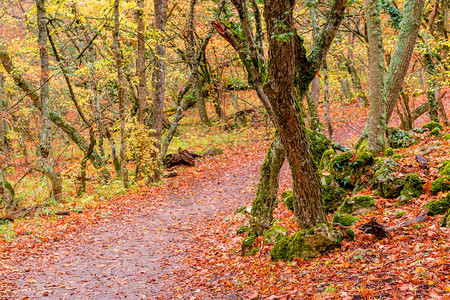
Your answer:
372,161 -> 405,199
441,210 -> 450,227
328,150 -> 373,189
332,213 -> 360,226
270,224 -> 342,261
440,162 -> 450,176
398,173 -> 424,205
321,175 -> 346,213
338,195 -> 377,216
422,121 -> 444,132
282,190 -> 294,211
241,235 -> 257,256
384,147 -> 394,156
425,194 -> 450,216
202,147 -> 224,156
386,127 -> 417,149
263,225 -> 288,244
431,176 -> 450,195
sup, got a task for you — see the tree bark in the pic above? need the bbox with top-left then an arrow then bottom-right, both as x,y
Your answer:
384,0 -> 425,124
365,0 -> 386,153
36,0 -> 62,201
113,0 -> 129,188
136,0 -> 148,124
250,134 -> 285,236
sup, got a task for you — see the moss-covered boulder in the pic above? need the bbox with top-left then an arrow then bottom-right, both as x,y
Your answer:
338,195 -> 377,216
241,235 -> 257,256
422,121 -> 444,132
398,173 -> 424,205
441,210 -> 450,227
425,194 -> 450,216
332,213 -> 360,226
386,127 -> 417,149
263,225 -> 288,244
321,175 -> 346,213
372,158 -> 405,198
440,162 -> 450,177
431,176 -> 450,194
326,150 -> 374,190
281,190 -> 294,211
270,224 -> 342,261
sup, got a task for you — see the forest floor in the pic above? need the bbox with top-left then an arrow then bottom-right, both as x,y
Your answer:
1,94 -> 450,299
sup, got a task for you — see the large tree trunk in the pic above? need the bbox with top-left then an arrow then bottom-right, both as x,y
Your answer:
151,0 -> 167,181
384,0 -> 425,124
365,0 -> 386,154
36,0 -> 62,201
250,134 -> 285,236
113,0 -> 129,188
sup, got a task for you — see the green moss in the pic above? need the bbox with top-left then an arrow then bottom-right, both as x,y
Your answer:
425,194 -> 450,216
321,179 -> 346,213
444,133 -> 450,140
330,151 -> 353,171
307,130 -> 332,169
332,213 -> 360,226
441,210 -> 450,227
344,228 -> 355,240
422,121 -> 444,131
398,173 -> 424,205
431,176 -> 450,194
270,224 -> 342,261
392,154 -> 404,159
282,191 -> 294,211
263,225 -> 288,244
338,195 -> 376,215
440,162 -> 450,176
429,128 -> 441,137
320,149 -> 336,170
372,160 -> 405,198
241,235 -> 257,256
396,210 -> 406,218
384,147 -> 394,156
237,225 -> 249,235
353,150 -> 374,168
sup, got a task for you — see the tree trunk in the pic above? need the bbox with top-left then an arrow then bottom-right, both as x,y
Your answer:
0,72 -> 8,155
365,0 -> 386,154
250,134 -> 285,236
150,0 -> 167,181
0,167 -> 16,211
113,0 -> 129,188
384,0 -> 425,124
324,61 -> 333,140
136,0 -> 148,124
36,0 -> 62,201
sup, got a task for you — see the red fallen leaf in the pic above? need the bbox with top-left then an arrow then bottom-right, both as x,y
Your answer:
244,289 -> 259,300
423,181 -> 433,195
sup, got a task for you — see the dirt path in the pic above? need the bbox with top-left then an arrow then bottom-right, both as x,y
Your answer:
1,143 -> 277,299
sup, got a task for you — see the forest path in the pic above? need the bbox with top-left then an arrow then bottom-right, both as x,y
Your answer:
2,142 -> 279,299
